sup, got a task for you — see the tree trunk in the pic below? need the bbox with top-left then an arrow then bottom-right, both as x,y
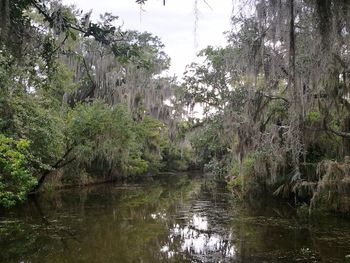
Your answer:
0,0 -> 10,40
343,115 -> 350,157
29,170 -> 51,194
288,0 -> 302,177
28,145 -> 76,194
288,0 -> 295,89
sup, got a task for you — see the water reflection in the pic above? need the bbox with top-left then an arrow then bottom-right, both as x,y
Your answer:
0,174 -> 350,263
161,214 -> 236,261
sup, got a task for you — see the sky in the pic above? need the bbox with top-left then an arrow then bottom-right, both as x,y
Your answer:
61,0 -> 233,77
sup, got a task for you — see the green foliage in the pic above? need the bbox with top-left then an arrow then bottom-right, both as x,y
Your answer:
0,0 -> 185,206
227,173 -> 242,193
68,101 -> 144,174
12,94 -> 65,168
243,156 -> 255,178
307,111 -> 320,123
204,159 -> 228,177
163,144 -> 192,171
227,156 -> 256,195
230,162 -> 240,178
190,119 -> 229,168
160,120 -> 194,172
273,174 -> 296,199
0,134 -> 37,207
135,115 -> 169,172
63,102 -> 175,177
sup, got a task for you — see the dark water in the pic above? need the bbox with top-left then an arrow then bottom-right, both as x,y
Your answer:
1,173 -> 350,263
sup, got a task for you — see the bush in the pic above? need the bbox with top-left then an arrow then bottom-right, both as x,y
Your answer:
0,134 -> 37,207
227,157 -> 255,195
204,159 -> 228,177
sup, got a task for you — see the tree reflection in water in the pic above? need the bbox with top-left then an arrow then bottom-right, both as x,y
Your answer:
161,214 -> 236,261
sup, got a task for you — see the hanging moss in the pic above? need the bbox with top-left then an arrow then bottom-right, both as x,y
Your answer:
310,159 -> 350,213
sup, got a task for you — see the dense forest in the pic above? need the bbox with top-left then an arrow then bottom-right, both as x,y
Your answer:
0,0 -> 350,216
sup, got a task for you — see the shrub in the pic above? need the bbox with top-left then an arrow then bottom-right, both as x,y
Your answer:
0,134 -> 37,207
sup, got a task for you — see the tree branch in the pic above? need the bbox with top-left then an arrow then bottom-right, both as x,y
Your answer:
323,119 -> 350,138
29,143 -> 76,194
261,92 -> 289,104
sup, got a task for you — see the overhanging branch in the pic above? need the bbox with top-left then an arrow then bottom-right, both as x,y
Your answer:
323,119 -> 350,138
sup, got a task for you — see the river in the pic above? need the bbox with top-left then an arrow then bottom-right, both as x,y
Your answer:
1,173 -> 350,262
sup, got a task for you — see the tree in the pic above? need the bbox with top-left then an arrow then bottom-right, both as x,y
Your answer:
0,0 -> 184,206
182,0 -> 350,212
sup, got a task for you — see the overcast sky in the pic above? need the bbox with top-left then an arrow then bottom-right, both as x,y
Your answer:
61,0 -> 233,77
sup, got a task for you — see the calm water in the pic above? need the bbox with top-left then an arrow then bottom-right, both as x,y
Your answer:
1,173 -> 350,263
